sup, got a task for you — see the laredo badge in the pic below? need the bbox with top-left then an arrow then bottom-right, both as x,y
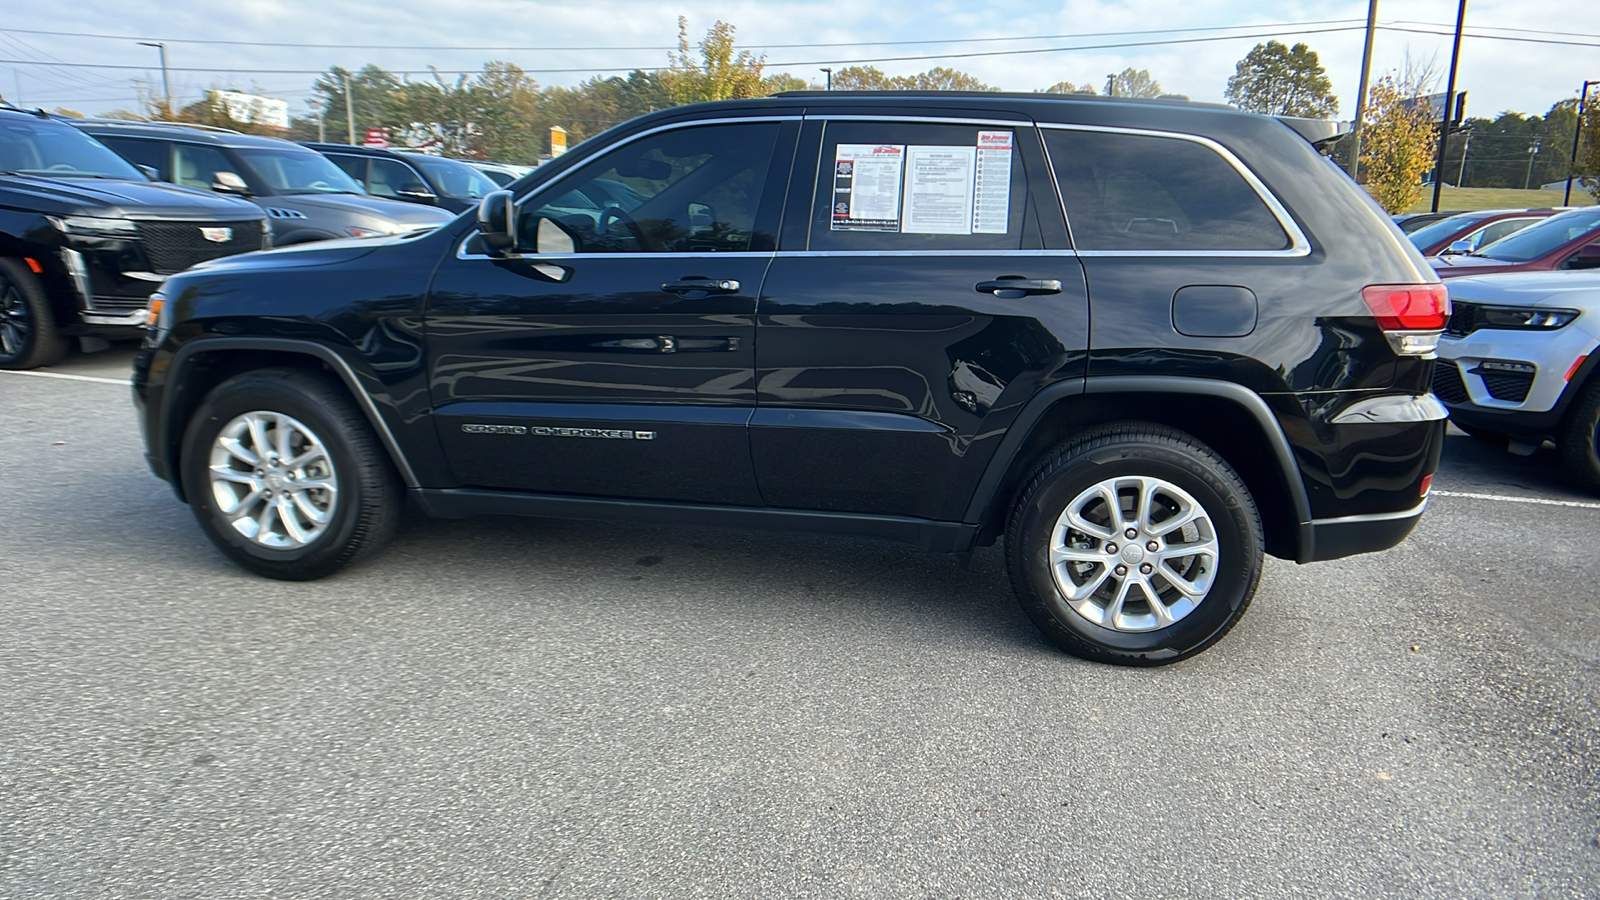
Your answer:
461,423 -> 655,440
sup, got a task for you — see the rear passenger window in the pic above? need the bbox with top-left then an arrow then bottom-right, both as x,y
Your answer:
326,154 -> 367,187
809,121 -> 1027,251
98,136 -> 167,178
1044,129 -> 1290,252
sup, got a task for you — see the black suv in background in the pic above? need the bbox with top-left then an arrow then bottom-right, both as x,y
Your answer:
301,143 -> 502,213
0,107 -> 266,369
69,120 -> 456,244
134,93 -> 1448,665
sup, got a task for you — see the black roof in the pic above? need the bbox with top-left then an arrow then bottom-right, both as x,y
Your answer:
63,118 -> 311,151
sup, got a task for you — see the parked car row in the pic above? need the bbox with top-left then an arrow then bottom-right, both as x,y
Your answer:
1,105 -> 547,368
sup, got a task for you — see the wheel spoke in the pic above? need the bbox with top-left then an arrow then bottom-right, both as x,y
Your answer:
246,415 -> 272,462
290,490 -> 329,525
1156,536 -> 1219,566
219,436 -> 259,466
1157,561 -> 1208,599
1051,543 -> 1108,565
1143,582 -> 1177,627
210,466 -> 260,486
275,414 -> 295,461
277,496 -> 310,544
1102,576 -> 1136,628
1063,565 -> 1112,602
1064,506 -> 1116,540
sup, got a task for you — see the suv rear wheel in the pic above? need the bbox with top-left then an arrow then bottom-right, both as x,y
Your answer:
179,367 -> 402,580
0,259 -> 67,370
1006,423 -> 1263,666
1560,380 -> 1600,492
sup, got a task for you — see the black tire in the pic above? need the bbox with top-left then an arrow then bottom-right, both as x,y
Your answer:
1454,421 -> 1508,446
179,367 -> 402,580
0,258 -> 67,370
1005,423 -> 1264,666
1560,380 -> 1600,493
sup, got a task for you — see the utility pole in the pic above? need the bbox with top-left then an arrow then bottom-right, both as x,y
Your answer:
1566,80 -> 1596,205
316,114 -> 325,143
1105,74 -> 1116,97
1456,128 -> 1472,187
1430,0 -> 1467,213
343,73 -> 355,145
137,41 -> 171,113
1524,137 -> 1542,190
1346,0 -> 1378,179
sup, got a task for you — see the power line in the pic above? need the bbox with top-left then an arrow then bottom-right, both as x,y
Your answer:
0,19 -> 1369,52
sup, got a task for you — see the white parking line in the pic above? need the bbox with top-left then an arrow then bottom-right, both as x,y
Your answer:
0,370 -> 129,386
1433,489 -> 1600,511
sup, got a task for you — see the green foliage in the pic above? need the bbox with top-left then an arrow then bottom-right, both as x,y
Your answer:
1106,68 -> 1162,99
666,17 -> 768,103
1038,81 -> 1096,95
1361,74 -> 1437,214
1576,97 -> 1600,199
1224,41 -> 1337,118
831,65 -> 996,91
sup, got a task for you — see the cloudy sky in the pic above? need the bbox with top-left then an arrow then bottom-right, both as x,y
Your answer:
3,0 -> 1595,124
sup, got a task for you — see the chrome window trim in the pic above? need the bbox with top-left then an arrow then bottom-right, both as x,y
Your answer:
1037,122 -> 1312,259
456,115 -> 802,261
776,249 -> 1077,258
810,114 -> 1033,127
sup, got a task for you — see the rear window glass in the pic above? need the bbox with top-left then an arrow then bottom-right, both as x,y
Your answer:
1043,128 -> 1290,252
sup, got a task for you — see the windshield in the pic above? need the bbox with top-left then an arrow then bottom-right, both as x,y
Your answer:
409,156 -> 498,200
235,148 -> 364,195
0,118 -> 147,180
1408,212 -> 1490,250
1476,208 -> 1600,262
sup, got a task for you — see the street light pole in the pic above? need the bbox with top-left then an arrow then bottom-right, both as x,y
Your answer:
136,41 -> 171,112
820,67 -> 832,91
1430,0 -> 1468,213
1524,137 -> 1542,190
1566,80 -> 1596,206
343,73 -> 355,145
1347,0 -> 1379,179
1456,127 -> 1472,187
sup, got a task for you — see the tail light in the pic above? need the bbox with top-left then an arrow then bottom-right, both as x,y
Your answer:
1362,283 -> 1452,356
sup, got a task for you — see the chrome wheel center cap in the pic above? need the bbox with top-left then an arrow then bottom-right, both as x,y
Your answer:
1120,544 -> 1146,565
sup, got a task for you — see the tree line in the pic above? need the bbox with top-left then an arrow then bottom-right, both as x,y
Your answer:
48,18 -> 1600,207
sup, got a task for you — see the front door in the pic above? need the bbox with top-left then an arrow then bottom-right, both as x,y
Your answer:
424,118 -> 797,505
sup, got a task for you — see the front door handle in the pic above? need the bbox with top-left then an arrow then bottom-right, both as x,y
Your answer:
975,278 -> 1062,298
662,277 -> 742,296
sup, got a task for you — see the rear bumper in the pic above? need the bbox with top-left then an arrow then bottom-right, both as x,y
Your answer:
1302,499 -> 1428,562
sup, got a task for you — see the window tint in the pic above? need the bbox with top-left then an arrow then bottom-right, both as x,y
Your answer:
97,136 -> 168,178
410,156 -> 497,200
325,154 -> 367,187
1472,217 -> 1537,249
524,121 -> 780,254
809,121 -> 1027,251
0,122 -> 146,180
1477,208 -> 1600,262
173,144 -> 242,191
367,158 -> 426,198
1044,129 -> 1290,251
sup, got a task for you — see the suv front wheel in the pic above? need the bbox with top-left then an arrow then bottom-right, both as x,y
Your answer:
1006,423 -> 1263,666
179,368 -> 402,580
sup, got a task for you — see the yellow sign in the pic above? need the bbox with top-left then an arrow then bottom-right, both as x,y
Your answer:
550,126 -> 568,157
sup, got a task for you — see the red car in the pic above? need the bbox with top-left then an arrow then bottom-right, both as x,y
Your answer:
1431,206 -> 1600,278
1407,207 -> 1561,257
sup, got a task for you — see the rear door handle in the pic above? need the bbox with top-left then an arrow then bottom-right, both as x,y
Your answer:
975,278 -> 1062,298
662,277 -> 741,296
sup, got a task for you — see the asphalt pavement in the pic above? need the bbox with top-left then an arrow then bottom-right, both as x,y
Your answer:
2,348 -> 1596,899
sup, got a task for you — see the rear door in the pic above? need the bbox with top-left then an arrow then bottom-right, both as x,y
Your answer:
751,113 -> 1088,521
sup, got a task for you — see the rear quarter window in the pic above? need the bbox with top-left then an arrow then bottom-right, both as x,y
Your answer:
1043,128 -> 1290,252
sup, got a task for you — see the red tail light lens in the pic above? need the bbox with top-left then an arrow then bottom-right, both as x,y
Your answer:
1361,283 -> 1452,331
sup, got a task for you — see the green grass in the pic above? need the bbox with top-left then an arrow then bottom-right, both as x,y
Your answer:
1397,185 -> 1598,213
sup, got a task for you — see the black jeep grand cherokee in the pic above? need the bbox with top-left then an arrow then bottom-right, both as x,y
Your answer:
134,93 -> 1449,665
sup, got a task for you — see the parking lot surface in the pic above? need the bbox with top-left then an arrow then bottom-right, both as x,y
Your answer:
2,350 -> 1597,898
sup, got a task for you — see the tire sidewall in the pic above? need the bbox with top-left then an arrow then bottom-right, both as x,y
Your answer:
180,375 -> 368,576
1013,440 -> 1260,662
0,259 -> 64,370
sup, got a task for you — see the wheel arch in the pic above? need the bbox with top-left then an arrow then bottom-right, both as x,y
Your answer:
160,338 -> 420,503
966,376 -> 1313,562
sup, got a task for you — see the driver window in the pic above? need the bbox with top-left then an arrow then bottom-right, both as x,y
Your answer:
523,122 -> 780,254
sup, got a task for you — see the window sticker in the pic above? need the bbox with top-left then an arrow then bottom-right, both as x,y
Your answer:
973,131 -> 1014,234
831,144 -> 905,231
902,145 -> 977,235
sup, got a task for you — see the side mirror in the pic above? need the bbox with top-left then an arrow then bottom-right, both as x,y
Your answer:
396,182 -> 438,204
136,164 -> 159,181
1571,243 -> 1600,270
1442,239 -> 1475,255
475,190 -> 516,255
212,170 -> 250,196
